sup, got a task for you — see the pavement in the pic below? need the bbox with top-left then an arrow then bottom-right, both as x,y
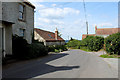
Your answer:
2,49 -> 118,79
88,50 -> 118,72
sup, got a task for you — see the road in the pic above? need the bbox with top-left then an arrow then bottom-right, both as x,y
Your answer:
3,49 -> 118,79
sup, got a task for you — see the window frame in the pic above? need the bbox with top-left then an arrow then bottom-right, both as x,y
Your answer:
18,3 -> 25,21
19,28 -> 25,37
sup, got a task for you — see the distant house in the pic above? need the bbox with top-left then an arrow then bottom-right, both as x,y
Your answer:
0,1 -> 35,57
34,28 -> 65,46
82,26 -> 120,40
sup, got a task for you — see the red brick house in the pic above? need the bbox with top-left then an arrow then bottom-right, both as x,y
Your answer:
34,28 -> 65,46
82,26 -> 120,40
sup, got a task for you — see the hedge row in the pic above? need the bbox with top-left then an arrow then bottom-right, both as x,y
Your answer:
47,45 -> 68,53
105,33 -> 120,55
66,39 -> 81,49
81,36 -> 104,51
12,35 -> 48,59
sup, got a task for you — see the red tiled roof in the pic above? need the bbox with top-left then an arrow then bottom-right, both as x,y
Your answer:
34,28 -> 65,42
96,28 -> 120,35
82,34 -> 95,40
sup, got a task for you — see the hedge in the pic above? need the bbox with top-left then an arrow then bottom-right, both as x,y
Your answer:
81,36 -> 104,51
105,33 -> 120,55
12,35 -> 48,59
47,45 -> 68,52
67,39 -> 81,49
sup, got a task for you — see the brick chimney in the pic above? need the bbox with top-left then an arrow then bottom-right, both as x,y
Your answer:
55,28 -> 58,40
95,25 -> 97,33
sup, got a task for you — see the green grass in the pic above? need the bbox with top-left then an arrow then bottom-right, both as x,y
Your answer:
100,54 -> 119,58
80,47 -> 92,52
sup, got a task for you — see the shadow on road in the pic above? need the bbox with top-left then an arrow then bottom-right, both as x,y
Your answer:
2,53 -> 80,79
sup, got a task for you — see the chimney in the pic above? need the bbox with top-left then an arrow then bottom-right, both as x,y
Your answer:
95,25 -> 97,33
55,28 -> 58,40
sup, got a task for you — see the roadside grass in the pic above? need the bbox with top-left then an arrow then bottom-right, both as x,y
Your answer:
100,54 -> 120,58
80,46 -> 92,52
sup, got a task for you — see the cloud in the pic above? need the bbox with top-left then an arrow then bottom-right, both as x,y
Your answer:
52,4 -> 57,7
98,23 -> 113,27
39,7 -> 80,19
38,18 -> 64,25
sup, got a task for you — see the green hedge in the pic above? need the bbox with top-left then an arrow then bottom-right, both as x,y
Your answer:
47,45 -> 67,52
12,35 -> 48,59
81,36 -> 104,51
105,33 -> 120,55
67,39 -> 81,49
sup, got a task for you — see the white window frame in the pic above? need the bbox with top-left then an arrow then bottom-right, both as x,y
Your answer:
19,29 -> 25,37
19,4 -> 25,20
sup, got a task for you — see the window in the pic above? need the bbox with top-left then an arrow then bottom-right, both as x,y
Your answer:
19,29 -> 25,37
48,34 -> 53,38
19,4 -> 24,20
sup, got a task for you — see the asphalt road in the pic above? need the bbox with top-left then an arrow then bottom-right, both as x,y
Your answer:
3,49 -> 118,79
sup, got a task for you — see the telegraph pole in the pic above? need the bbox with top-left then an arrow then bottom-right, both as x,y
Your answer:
83,0 -> 88,35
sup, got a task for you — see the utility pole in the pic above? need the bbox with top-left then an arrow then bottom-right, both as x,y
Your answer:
86,21 -> 88,35
83,0 -> 88,35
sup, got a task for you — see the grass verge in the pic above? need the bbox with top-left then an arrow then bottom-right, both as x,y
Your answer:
100,54 -> 119,58
80,47 -> 92,52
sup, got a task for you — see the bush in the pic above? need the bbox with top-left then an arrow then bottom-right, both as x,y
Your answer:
81,36 -> 104,51
12,35 -> 29,59
47,45 -> 67,52
12,35 -> 48,59
105,33 -> 120,55
27,43 -> 48,59
67,39 -> 81,49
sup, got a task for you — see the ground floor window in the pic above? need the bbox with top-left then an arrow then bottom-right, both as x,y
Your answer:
19,29 -> 25,37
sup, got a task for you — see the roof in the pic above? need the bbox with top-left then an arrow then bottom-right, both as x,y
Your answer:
34,28 -> 65,42
0,20 -> 15,24
23,0 -> 35,9
82,34 -> 95,40
96,28 -> 120,35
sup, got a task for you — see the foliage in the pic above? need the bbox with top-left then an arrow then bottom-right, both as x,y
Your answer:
26,43 -> 48,59
12,35 -> 48,59
67,39 -> 81,49
105,33 -> 120,55
81,36 -> 104,51
47,45 -> 68,53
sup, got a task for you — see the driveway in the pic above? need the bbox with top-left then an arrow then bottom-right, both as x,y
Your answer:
2,49 -> 118,79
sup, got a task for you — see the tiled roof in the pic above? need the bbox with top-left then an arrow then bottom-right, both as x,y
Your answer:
34,28 -> 65,42
96,28 -> 120,35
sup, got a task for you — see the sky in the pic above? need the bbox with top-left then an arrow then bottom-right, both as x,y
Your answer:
28,0 -> 118,40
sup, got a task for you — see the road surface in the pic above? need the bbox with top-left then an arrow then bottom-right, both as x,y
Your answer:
3,49 -> 118,79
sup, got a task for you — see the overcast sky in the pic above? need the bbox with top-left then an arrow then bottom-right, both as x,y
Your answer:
28,0 -> 118,40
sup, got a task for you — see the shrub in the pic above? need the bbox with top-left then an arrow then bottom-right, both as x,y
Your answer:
27,43 -> 48,59
81,36 -> 104,51
12,35 -> 48,59
47,45 -> 67,52
67,39 -> 81,49
12,35 -> 29,59
55,49 -> 60,53
105,33 -> 120,55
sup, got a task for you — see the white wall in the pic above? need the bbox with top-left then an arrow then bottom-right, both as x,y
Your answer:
2,2 -> 34,44
46,41 -> 65,46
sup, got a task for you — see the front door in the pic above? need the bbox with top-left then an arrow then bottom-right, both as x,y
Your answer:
0,27 -> 5,57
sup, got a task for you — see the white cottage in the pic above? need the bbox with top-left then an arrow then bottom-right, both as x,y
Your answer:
0,1 -> 35,57
34,28 -> 65,46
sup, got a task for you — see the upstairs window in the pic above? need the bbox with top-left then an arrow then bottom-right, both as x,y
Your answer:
19,4 -> 25,20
